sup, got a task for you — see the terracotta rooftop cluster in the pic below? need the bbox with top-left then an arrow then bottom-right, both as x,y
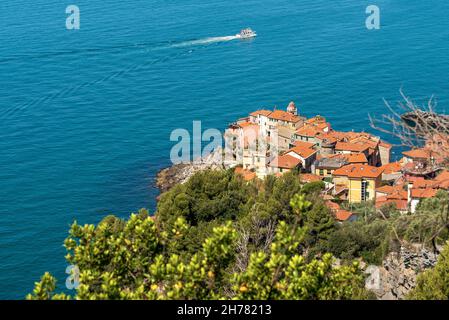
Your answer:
270,141 -> 317,169
227,102 -> 449,220
250,109 -> 302,123
374,148 -> 449,213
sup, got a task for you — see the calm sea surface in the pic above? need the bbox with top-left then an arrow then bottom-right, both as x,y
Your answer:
1,0 -> 449,298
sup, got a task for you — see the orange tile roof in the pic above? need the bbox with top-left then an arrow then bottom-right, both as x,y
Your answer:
325,201 -> 354,221
287,145 -> 317,159
269,154 -> 301,169
300,173 -> 322,183
335,142 -> 369,153
412,179 -> 435,189
388,190 -> 408,200
437,180 -> 449,190
316,131 -> 346,143
316,132 -> 338,144
268,110 -> 301,123
306,116 -> 327,125
295,125 -> 322,137
234,167 -> 256,181
250,110 -> 272,117
406,176 -> 425,183
325,153 -> 348,160
292,140 -> 316,149
376,185 -> 395,194
376,198 -> 408,211
403,148 -> 431,160
435,171 -> 449,189
335,209 -> 353,221
333,164 -> 384,179
381,161 -> 403,174
376,184 -> 407,200
349,136 -> 379,149
325,200 -> 341,211
344,131 -> 376,141
436,170 -> 449,182
347,153 -> 368,164
316,122 -> 331,131
327,131 -> 350,141
412,170 -> 449,190
238,121 -> 256,129
410,188 -> 438,198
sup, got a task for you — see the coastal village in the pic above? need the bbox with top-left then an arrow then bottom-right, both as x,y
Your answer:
224,101 -> 449,222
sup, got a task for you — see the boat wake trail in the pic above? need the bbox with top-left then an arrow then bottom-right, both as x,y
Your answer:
0,34 -> 240,120
0,34 -> 240,65
170,35 -> 239,48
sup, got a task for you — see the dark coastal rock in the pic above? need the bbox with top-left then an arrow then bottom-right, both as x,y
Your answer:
156,147 -> 227,193
156,163 -> 190,193
401,111 -> 449,133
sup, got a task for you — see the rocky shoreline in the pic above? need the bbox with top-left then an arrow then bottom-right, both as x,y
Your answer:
156,147 -> 227,193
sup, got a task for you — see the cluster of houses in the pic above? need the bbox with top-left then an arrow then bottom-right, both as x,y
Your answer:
224,102 -> 449,221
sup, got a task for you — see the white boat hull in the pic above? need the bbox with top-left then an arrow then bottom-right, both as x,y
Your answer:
236,33 -> 257,39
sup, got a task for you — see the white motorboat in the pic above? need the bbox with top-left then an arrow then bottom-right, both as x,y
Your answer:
236,28 -> 257,39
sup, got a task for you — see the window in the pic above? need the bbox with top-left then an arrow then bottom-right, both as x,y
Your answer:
361,180 -> 368,201
319,169 -> 324,176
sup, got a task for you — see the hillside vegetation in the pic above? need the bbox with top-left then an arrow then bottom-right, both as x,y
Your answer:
28,169 -> 449,300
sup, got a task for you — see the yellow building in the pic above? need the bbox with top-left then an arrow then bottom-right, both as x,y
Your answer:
314,154 -> 368,179
332,164 -> 383,203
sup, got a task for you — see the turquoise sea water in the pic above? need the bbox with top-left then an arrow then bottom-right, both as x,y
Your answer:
1,0 -> 449,299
